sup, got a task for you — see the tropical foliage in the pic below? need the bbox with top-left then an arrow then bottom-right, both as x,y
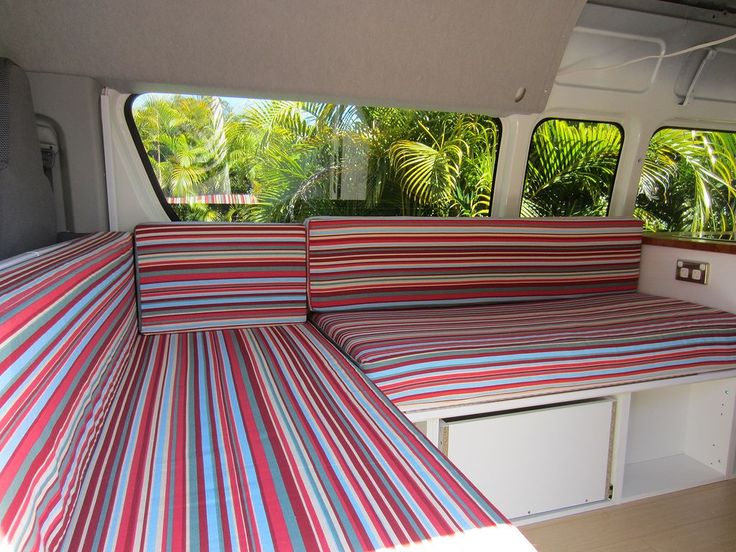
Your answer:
134,96 -> 232,199
132,95 -> 499,222
635,128 -> 736,233
522,120 -> 736,233
521,120 -> 622,217
133,95 -> 736,233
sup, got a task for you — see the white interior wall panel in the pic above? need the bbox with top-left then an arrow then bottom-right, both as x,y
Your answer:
638,244 -> 736,314
555,28 -> 664,93
27,72 -> 108,232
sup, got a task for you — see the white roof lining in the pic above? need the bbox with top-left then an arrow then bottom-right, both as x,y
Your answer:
0,0 -> 586,115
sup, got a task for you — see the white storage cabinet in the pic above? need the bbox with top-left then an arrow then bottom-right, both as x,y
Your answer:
421,376 -> 736,522
442,400 -> 614,519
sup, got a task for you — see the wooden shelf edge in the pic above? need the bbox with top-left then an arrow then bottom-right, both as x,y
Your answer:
643,233 -> 736,254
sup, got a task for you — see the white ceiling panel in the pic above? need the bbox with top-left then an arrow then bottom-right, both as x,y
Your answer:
0,0 -> 585,115
680,47 -> 736,103
556,28 -> 664,93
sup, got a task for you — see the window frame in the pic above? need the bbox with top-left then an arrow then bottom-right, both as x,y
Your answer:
519,117 -> 625,218
486,121 -> 503,217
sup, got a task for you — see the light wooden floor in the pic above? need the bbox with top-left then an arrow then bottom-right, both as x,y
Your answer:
520,479 -> 736,552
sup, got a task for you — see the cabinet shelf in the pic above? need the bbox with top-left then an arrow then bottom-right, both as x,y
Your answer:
622,453 -> 724,500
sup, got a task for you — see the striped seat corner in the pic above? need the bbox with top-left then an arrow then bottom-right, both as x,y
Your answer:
306,217 -> 643,312
0,232 -> 138,551
135,223 -> 308,333
65,324 -> 534,551
311,292 -> 736,413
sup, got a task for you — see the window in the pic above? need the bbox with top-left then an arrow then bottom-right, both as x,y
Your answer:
635,128 -> 736,235
520,119 -> 623,217
127,94 -> 501,222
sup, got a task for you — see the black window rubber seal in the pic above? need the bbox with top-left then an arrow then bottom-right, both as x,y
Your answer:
124,94 -> 180,221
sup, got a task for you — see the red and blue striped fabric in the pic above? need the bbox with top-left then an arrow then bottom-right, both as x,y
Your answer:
306,217 -> 643,312
166,193 -> 258,205
135,224 -> 307,334
64,323 -> 535,551
0,233 -> 138,552
312,292 -> 736,413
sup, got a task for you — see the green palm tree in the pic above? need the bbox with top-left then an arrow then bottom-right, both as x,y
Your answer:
237,100 -> 379,222
636,128 -> 736,232
521,119 -> 622,217
389,114 -> 499,217
519,121 -> 736,231
390,123 -> 464,206
133,98 -> 182,184
156,134 -> 210,197
134,95 -> 239,219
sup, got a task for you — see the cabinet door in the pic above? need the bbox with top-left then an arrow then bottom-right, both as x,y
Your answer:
446,399 -> 613,519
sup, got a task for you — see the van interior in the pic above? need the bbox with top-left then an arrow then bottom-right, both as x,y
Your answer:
2,1 -> 736,551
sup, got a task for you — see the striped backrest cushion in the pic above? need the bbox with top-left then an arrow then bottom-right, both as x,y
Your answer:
135,223 -> 307,333
0,232 -> 138,551
306,217 -> 643,311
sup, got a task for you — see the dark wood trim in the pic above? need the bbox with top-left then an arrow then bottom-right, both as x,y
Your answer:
643,233 -> 736,255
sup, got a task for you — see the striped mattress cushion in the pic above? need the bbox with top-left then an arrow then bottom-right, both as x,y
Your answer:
311,292 -> 736,413
135,223 -> 307,333
0,233 -> 138,552
306,217 -> 643,312
64,323 -> 534,551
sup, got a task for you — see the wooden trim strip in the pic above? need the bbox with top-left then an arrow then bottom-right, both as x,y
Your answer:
643,233 -> 736,255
